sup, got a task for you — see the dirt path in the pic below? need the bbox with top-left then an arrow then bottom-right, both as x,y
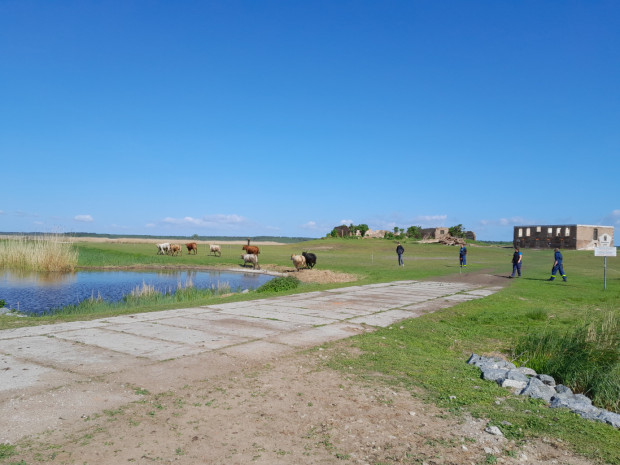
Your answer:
1,272 -> 594,465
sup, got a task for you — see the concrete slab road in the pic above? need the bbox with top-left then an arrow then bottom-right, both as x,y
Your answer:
0,279 -> 502,443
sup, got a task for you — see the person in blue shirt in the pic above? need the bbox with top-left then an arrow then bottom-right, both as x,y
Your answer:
548,248 -> 567,281
459,244 -> 467,267
510,247 -> 522,278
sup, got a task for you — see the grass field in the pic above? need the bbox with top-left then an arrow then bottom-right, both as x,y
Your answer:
1,237 -> 619,463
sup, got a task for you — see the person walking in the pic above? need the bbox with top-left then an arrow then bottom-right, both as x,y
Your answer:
548,248 -> 567,281
459,244 -> 467,267
396,242 -> 405,267
510,246 -> 522,278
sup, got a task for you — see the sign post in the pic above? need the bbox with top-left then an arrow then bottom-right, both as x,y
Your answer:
594,234 -> 616,290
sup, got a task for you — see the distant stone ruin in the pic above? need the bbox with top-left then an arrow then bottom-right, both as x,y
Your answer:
363,229 -> 389,238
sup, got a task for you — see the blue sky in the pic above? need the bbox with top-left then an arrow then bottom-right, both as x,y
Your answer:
1,1 -> 619,241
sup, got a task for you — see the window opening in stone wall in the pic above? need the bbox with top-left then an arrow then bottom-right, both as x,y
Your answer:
594,229 -> 598,240
518,228 -> 523,237
537,226 -> 541,233
565,228 -> 570,236
526,228 -> 530,236
547,228 -> 552,235
556,227 -> 561,236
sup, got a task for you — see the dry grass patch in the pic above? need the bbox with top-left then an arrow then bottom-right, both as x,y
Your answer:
0,234 -> 78,272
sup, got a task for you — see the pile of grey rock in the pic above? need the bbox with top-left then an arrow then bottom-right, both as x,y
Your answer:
467,354 -> 620,429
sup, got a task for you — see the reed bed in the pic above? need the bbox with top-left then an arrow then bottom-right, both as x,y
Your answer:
0,235 -> 78,272
513,312 -> 620,412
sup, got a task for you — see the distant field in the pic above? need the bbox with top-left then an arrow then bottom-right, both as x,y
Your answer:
0,233 -> 314,244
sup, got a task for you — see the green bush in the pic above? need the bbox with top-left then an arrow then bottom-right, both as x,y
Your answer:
256,276 -> 300,293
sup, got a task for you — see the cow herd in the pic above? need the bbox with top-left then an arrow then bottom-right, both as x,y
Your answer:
155,242 -> 317,271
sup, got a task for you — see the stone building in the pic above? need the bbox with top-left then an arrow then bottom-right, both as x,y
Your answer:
332,225 -> 351,238
364,229 -> 389,238
513,224 -> 614,250
420,227 -> 450,241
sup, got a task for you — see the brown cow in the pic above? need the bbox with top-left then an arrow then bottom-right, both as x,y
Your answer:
170,244 -> 182,256
242,245 -> 260,255
186,242 -> 198,255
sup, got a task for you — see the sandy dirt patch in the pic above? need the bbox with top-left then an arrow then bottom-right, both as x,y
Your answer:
260,265 -> 358,284
7,342 -> 593,465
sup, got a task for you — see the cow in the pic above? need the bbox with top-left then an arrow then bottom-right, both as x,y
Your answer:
291,254 -> 306,271
242,245 -> 260,255
302,251 -> 317,268
170,244 -> 182,256
241,253 -> 259,269
186,242 -> 198,255
209,244 -> 222,257
156,243 -> 170,255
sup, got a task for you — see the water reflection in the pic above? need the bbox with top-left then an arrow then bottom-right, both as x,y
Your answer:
1,270 -> 77,286
1,269 -> 273,315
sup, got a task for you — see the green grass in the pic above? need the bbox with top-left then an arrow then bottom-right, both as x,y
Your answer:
1,238 -> 619,463
513,312 -> 619,412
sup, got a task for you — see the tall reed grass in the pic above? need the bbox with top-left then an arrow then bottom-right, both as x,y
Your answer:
513,312 -> 620,412
0,234 -> 78,272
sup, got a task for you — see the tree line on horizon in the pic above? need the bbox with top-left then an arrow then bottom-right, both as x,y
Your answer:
328,223 -> 468,240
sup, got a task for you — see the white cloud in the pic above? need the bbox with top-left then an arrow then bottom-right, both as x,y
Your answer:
15,210 -> 38,218
480,217 -> 527,227
340,219 -> 354,225
602,209 -> 620,225
411,215 -> 447,226
369,215 -> 449,231
301,221 -> 320,230
74,214 -> 94,223
159,214 -> 249,229
415,215 -> 447,223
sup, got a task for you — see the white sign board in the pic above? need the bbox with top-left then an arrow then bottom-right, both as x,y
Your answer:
594,246 -> 617,257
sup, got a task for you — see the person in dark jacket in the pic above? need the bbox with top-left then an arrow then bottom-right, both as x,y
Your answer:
510,247 -> 522,278
459,244 -> 467,267
396,242 -> 404,267
548,248 -> 567,281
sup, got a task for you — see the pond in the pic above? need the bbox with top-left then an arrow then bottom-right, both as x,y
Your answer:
0,269 -> 274,315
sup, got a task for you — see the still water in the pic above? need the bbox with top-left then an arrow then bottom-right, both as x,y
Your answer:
0,269 -> 273,315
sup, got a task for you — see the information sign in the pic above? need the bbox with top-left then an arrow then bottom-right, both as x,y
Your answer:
594,246 -> 617,257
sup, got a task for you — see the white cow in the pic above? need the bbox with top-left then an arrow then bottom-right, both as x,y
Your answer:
291,254 -> 306,271
210,244 -> 222,257
156,242 -> 171,255
241,253 -> 259,269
